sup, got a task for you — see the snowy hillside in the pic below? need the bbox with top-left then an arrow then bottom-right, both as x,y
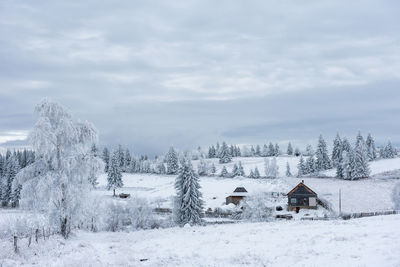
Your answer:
96,156 -> 400,213
1,215 -> 399,266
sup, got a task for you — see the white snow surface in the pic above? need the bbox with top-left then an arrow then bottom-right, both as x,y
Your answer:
1,215 -> 399,266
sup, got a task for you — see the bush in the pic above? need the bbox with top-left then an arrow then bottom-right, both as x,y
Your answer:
240,193 -> 275,222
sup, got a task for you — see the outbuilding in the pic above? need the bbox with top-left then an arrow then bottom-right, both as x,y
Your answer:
226,187 -> 248,205
287,180 -> 317,212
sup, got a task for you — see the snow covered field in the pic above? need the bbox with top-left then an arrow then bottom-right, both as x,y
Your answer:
95,156 -> 400,213
1,215 -> 399,266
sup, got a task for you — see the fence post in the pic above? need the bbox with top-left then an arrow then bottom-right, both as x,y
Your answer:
28,234 -> 32,247
13,235 -> 18,253
43,227 -> 45,240
35,229 -> 39,243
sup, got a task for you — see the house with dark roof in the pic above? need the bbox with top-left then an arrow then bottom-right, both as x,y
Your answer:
287,180 -> 317,212
226,187 -> 248,205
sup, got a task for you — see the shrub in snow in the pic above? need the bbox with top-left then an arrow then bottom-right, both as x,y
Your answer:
264,158 -> 279,178
241,193 -> 275,222
14,99 -> 103,239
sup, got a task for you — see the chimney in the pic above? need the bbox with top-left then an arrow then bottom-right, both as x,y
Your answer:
301,180 -> 304,183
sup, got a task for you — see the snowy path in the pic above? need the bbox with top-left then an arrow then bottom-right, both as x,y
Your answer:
2,215 -> 400,266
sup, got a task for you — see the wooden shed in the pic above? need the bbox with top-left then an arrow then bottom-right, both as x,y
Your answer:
226,187 -> 248,205
287,181 -> 317,212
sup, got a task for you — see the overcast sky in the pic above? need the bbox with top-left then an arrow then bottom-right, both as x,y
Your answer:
1,0 -> 400,155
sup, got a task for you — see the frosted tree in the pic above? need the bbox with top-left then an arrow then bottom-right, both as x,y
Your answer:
305,144 -> 314,156
335,151 -> 344,178
274,143 -> 280,156
248,169 -> 255,178
268,142 -> 275,156
219,142 -> 232,163
208,146 -> 216,158
174,158 -> 203,226
352,132 -> 370,179
285,162 -> 292,177
297,156 -> 306,177
331,133 -> 342,167
237,161 -> 245,176
315,135 -> 331,171
384,141 -> 396,158
88,146 -> 100,188
341,138 -> 351,153
366,134 -> 377,161
107,151 -> 124,196
264,157 -> 279,178
156,161 -> 166,174
231,163 -> 239,177
210,163 -> 216,175
305,156 -> 316,174
287,142 -> 293,156
197,159 -> 209,176
255,145 -> 261,156
220,166 -> 229,177
124,149 -> 132,171
342,150 -> 355,180
102,147 -> 110,172
262,144 -> 268,157
253,167 -> 260,178
91,143 -> 98,157
166,147 -> 179,174
13,99 -> 103,238
11,184 -> 22,207
116,145 -> 125,169
2,155 -> 19,206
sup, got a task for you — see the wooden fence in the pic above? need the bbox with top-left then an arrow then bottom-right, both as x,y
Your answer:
11,227 -> 58,254
341,210 -> 399,220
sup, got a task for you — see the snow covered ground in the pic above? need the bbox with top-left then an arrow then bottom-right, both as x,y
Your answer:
95,156 -> 400,213
1,215 -> 399,266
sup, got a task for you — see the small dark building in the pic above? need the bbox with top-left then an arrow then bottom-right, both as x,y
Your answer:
226,187 -> 248,205
287,181 -> 317,212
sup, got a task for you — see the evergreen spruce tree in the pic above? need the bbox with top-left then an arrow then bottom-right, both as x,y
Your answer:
166,147 -> 179,174
305,156 -> 315,175
220,166 -> 229,177
255,145 -> 261,156
107,151 -> 123,196
210,163 -> 216,175
262,144 -> 268,157
268,142 -> 275,156
384,141 -> 396,158
352,132 -> 370,179
331,133 -> 342,167
315,135 -> 331,171
91,144 -> 98,157
341,138 -> 351,153
124,149 -> 132,171
297,156 -> 306,177
250,146 -> 256,157
219,142 -> 232,164
208,146 -> 216,158
305,144 -> 314,156
248,169 -> 255,178
231,163 -> 239,177
286,162 -> 292,177
238,161 -> 245,176
102,147 -> 110,172
174,158 -> 203,226
342,150 -> 355,180
254,167 -> 260,178
11,184 -> 22,208
287,142 -> 293,156
366,134 -> 377,161
2,155 -> 19,206
274,143 -> 280,156
117,145 -> 125,169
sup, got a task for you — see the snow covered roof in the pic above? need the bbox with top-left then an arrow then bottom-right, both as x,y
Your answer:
287,181 -> 317,196
227,187 -> 248,197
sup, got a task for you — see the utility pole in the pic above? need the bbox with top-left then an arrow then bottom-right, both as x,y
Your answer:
339,189 -> 342,216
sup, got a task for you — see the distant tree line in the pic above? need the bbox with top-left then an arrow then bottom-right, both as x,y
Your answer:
0,149 -> 35,207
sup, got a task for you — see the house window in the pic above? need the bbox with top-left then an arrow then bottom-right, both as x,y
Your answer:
290,198 -> 297,204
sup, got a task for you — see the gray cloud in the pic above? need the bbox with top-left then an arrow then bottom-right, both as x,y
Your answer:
0,0 -> 400,155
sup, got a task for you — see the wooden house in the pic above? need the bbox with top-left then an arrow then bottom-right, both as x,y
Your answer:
287,181 -> 317,212
226,187 -> 248,205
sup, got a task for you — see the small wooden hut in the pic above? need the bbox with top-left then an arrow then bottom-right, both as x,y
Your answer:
226,187 -> 248,205
287,180 -> 317,212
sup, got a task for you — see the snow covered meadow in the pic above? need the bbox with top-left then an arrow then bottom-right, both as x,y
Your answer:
1,100 -> 400,266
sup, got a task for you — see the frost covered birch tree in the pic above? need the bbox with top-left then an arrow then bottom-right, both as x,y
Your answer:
174,158 -> 203,226
13,100 -> 103,238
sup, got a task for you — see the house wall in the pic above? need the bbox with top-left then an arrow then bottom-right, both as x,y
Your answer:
226,196 -> 245,205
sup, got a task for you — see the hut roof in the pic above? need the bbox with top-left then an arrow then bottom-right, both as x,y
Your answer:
287,181 -> 317,196
227,187 -> 248,197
